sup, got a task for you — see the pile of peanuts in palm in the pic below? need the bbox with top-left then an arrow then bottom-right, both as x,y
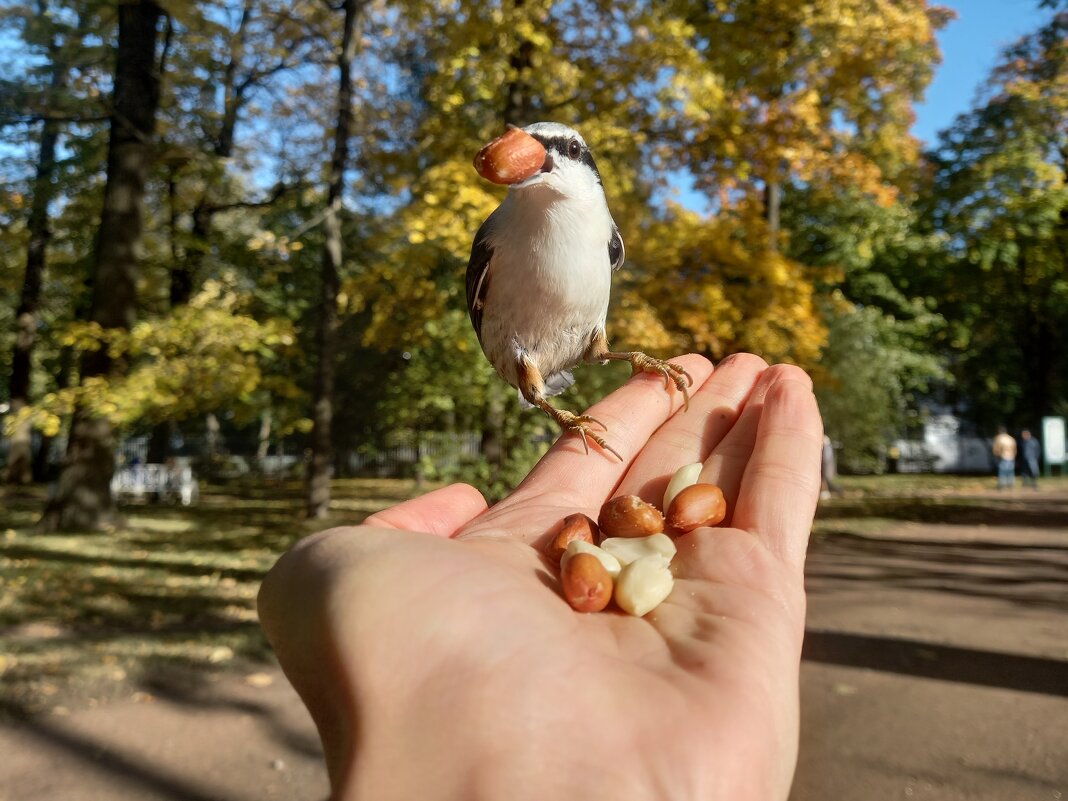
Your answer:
544,463 -> 727,616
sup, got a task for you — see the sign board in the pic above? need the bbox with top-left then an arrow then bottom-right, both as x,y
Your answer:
1042,416 -> 1065,465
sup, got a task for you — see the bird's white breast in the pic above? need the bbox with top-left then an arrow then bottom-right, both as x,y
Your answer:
480,191 -> 613,385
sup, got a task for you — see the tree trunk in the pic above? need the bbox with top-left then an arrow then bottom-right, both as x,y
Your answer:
205,412 -> 222,455
306,0 -> 361,519
501,0 -> 533,126
763,178 -> 781,246
5,8 -> 66,485
256,409 -> 273,463
502,40 -> 534,125
41,1 -> 164,531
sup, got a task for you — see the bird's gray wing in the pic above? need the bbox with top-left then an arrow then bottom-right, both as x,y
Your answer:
466,218 -> 495,344
609,223 -> 625,272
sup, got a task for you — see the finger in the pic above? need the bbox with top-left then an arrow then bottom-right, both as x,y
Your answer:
730,378 -> 823,567
699,364 -> 813,524
615,352 -> 768,504
363,483 -> 489,538
464,354 -> 713,536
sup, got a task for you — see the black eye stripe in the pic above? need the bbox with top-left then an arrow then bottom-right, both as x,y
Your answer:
580,150 -> 602,184
528,133 -> 604,185
531,135 -> 573,155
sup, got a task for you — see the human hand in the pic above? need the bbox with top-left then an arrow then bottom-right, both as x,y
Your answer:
258,353 -> 823,801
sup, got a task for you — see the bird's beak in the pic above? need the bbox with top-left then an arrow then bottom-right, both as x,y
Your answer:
512,151 -> 555,189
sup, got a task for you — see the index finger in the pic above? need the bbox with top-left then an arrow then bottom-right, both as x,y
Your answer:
461,354 -> 713,540
510,353 -> 713,508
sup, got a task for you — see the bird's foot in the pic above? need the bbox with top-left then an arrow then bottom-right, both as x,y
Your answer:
626,353 -> 693,410
555,410 -> 622,461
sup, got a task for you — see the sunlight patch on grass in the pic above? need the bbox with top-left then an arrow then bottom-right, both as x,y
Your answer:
0,478 -> 419,717
123,515 -> 197,533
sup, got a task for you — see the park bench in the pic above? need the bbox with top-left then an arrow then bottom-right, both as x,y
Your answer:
111,460 -> 199,506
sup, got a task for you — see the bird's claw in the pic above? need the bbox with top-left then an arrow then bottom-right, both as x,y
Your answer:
558,412 -> 622,461
630,356 -> 693,411
572,413 -> 608,431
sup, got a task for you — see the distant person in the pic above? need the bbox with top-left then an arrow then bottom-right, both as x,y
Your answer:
1019,429 -> 1041,489
821,434 -> 840,499
886,444 -> 901,474
992,426 -> 1017,489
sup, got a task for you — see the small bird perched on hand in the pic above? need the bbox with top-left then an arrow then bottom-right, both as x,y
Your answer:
466,121 -> 691,460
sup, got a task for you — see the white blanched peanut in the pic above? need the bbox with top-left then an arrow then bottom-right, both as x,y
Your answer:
600,533 -> 676,568
561,539 -> 622,578
613,555 -> 675,617
663,462 -> 702,514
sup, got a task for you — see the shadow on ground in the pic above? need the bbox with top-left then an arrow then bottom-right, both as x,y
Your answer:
805,529 -> 1068,611
802,630 -> 1068,697
0,478 -> 423,718
804,485 -> 1068,698
2,660 -> 324,801
816,489 -> 1068,529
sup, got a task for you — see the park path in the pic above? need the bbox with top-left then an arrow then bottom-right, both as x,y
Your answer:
1,485 -> 1065,801
0,666 -> 328,801
792,484 -> 1068,801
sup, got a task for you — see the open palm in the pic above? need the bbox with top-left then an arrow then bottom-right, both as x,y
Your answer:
259,353 -> 823,801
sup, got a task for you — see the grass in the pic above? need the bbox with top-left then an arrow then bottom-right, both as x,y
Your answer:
0,478 -> 428,718
814,473 -> 1068,537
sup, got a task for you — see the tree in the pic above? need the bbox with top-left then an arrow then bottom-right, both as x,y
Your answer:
922,10 -> 1067,428
141,0 -> 315,461
42,0 -> 166,531
306,0 -> 361,519
0,0 -> 958,504
781,182 -> 949,468
642,0 -> 951,231
5,3 -> 68,483
323,0 -> 951,491
1,0 -> 107,483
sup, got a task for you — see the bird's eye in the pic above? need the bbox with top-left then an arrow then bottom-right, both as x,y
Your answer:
567,139 -> 582,159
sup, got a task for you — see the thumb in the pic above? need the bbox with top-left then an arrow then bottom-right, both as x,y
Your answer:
362,483 -> 488,537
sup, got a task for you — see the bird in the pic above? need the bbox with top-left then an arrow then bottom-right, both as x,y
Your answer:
465,121 -> 692,460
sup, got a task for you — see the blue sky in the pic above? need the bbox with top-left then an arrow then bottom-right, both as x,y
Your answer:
911,0 -> 1056,145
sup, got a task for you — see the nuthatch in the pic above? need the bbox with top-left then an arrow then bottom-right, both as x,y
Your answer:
466,122 -> 691,460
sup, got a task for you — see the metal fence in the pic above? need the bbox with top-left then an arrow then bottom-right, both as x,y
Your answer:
343,431 -> 483,476
2,429 -> 485,481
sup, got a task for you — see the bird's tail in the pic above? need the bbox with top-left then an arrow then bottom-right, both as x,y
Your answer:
518,369 -> 575,409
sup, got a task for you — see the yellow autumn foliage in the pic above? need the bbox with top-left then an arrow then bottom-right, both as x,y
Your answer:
619,205 -> 826,365
336,0 -> 945,376
9,281 -> 301,436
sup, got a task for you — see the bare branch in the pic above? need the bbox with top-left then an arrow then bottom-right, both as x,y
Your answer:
201,181 -> 295,215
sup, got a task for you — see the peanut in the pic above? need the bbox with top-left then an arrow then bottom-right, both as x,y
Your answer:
561,540 -> 622,578
666,483 -> 727,532
599,533 -> 676,568
473,128 -> 547,185
544,513 -> 599,565
598,495 -> 664,538
613,555 -> 674,617
561,552 -> 614,613
663,462 -> 702,514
